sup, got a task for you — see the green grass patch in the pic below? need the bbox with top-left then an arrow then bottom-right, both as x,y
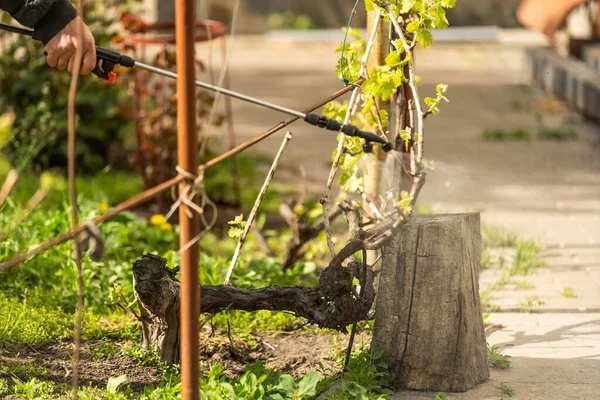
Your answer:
519,295 -> 546,313
513,280 -> 535,290
482,128 -> 532,141
487,343 -> 511,369
537,126 -> 578,141
0,293 -> 72,346
499,382 -> 515,397
89,342 -> 118,361
562,287 -> 577,298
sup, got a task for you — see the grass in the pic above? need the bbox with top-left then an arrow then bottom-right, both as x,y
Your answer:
89,342 -> 118,360
432,393 -> 455,400
537,126 -> 578,141
479,228 -> 545,313
519,295 -> 546,313
487,343 -> 511,369
481,128 -> 532,141
482,225 -> 520,247
513,280 -> 535,290
562,287 -> 577,298
0,165 -> 354,399
499,382 -> 515,397
482,125 -> 578,142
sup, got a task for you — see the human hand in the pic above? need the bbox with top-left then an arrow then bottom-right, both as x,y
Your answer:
44,16 -> 96,75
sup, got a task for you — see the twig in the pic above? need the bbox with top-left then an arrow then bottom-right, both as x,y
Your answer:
223,132 -> 293,285
322,11 -> 382,257
387,7 -> 424,165
223,40 -> 242,206
68,1 -> 85,397
250,222 -> 274,256
0,169 -> 18,208
344,322 -> 358,372
281,206 -> 344,270
199,313 -> 214,330
322,89 -> 361,257
0,186 -> 49,242
199,0 -> 241,160
280,203 -> 301,246
116,302 -> 142,321
359,189 -> 384,220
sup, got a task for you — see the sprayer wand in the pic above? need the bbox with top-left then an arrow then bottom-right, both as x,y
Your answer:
0,22 -> 392,153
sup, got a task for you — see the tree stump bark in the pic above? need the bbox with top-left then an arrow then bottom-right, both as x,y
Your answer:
372,213 -> 489,392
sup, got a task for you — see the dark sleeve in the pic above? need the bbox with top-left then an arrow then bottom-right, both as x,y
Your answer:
0,0 -> 77,45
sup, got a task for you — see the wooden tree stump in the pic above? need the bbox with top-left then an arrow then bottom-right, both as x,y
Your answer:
372,213 -> 489,392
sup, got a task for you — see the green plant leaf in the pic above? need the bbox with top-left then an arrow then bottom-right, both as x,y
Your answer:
0,112 -> 15,149
342,380 -> 368,396
400,0 -> 417,13
406,20 -> 420,33
297,371 -> 319,396
416,29 -> 433,48
277,374 -> 295,395
106,374 -> 128,393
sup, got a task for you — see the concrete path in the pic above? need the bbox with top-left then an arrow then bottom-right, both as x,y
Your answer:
195,30 -> 600,399
393,313 -> 600,400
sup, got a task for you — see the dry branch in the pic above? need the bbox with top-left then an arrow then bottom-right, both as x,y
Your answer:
281,205 -> 344,270
224,132 -> 293,284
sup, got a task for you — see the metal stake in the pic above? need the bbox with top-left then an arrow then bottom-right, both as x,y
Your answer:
175,0 -> 200,398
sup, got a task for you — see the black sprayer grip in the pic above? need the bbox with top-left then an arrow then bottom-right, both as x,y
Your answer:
304,113 -> 393,153
93,47 -> 136,82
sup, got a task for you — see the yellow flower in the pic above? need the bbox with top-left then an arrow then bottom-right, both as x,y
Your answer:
98,202 -> 109,212
150,214 -> 166,226
159,222 -> 173,231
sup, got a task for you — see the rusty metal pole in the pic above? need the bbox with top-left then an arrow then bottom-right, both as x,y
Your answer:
175,0 -> 200,398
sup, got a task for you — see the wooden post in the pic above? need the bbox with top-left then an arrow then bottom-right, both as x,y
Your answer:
372,213 -> 489,392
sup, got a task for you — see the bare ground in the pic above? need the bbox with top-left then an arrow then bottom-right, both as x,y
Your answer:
0,329 -> 346,394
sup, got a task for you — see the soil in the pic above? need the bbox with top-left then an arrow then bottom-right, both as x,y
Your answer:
201,330 -> 343,378
0,329 -> 350,395
0,341 -> 163,393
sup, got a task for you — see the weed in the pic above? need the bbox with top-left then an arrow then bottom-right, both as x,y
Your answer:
121,344 -> 162,369
513,280 -> 535,290
433,393 -> 455,400
508,239 -> 544,275
482,313 -> 491,327
324,348 -> 393,400
499,382 -> 515,396
487,343 -> 511,369
0,360 -> 52,381
10,376 -> 57,399
537,126 -> 578,141
562,287 -> 577,298
482,225 -> 519,247
89,342 -> 118,360
480,245 -> 492,270
0,293 -> 72,345
0,378 -> 9,396
519,295 -> 545,313
481,128 -> 531,141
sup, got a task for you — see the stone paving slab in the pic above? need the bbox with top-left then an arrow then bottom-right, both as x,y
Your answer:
480,246 -> 600,312
387,314 -> 600,399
